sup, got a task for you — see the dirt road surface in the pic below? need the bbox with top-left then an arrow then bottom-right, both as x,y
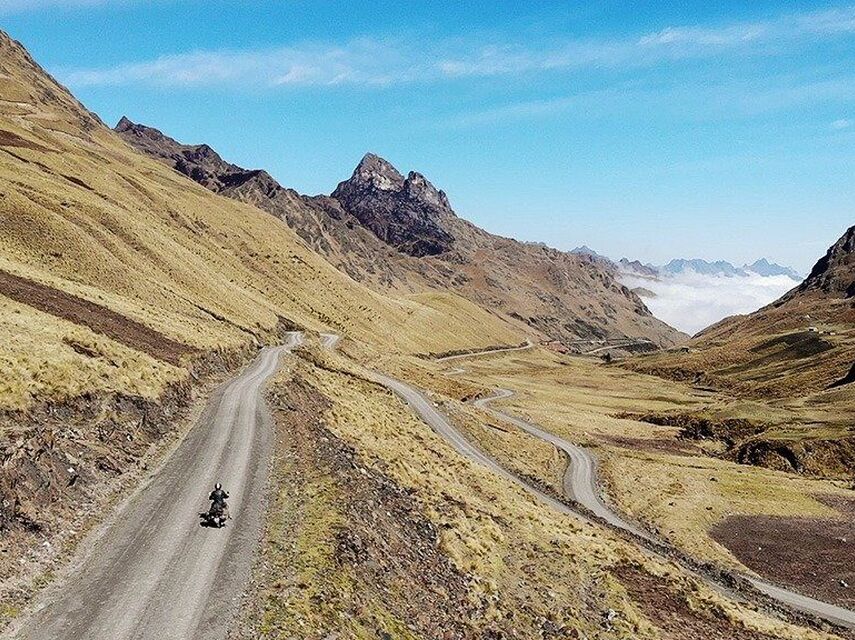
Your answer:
7,333 -> 302,640
435,340 -> 533,363
474,388 -> 653,541
473,390 -> 855,628
400,348 -> 855,629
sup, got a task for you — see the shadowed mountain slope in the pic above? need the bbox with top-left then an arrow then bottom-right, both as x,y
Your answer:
116,119 -> 686,350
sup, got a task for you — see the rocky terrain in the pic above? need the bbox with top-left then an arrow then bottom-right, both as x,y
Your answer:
790,226 -> 855,299
116,118 -> 686,350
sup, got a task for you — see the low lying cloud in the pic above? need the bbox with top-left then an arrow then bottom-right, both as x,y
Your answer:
620,272 -> 799,335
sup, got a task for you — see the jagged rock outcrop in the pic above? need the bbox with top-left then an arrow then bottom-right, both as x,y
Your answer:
115,116 -> 282,194
796,225 -> 855,298
116,120 -> 686,349
331,154 -> 454,257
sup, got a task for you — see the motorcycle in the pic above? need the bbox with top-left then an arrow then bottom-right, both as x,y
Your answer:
200,502 -> 229,528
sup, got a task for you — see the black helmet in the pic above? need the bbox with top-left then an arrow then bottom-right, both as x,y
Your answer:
215,483 -> 222,490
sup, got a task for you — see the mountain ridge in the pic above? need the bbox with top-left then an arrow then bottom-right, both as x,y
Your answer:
626,224 -> 855,397
573,246 -> 800,280
115,117 -> 686,349
793,225 -> 855,298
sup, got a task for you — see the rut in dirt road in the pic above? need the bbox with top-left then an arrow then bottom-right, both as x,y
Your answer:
8,333 -> 302,640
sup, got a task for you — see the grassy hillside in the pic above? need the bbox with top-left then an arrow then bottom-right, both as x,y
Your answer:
233,346 -> 839,640
0,31 -> 521,410
430,346 -> 855,615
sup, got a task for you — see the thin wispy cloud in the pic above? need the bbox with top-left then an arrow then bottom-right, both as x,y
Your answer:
63,39 -> 419,88
0,0 -> 148,13
59,6 -> 855,89
449,73 -> 855,128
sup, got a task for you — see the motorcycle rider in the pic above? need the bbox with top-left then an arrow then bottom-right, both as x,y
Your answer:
208,483 -> 230,521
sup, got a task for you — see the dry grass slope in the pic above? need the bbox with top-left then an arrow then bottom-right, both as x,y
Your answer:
264,345 -> 841,639
443,347 -> 855,591
0,31 -> 521,410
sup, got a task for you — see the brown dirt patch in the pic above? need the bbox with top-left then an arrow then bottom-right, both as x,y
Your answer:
710,507 -> 855,608
601,434 -> 702,457
614,411 -> 765,447
0,270 -> 195,365
0,129 -> 50,152
613,563 -> 781,639
817,495 -> 855,515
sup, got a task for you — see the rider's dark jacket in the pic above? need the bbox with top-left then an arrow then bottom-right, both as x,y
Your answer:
209,488 -> 229,505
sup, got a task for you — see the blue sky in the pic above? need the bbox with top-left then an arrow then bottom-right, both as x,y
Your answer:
2,1 -> 853,272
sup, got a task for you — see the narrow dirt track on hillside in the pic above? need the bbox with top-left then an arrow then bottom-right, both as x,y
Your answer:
474,388 -> 654,541
370,343 -> 855,630
473,389 -> 855,628
435,340 -> 533,363
5,333 -> 302,640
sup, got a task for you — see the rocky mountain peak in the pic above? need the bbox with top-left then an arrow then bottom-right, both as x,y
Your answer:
115,115 -> 135,132
330,153 -> 455,257
114,118 -> 255,193
114,117 -> 181,152
799,225 -> 855,297
404,171 -> 450,210
114,116 -> 158,138
347,152 -> 405,192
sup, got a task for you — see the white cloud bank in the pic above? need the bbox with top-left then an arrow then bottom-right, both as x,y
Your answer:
620,272 -> 799,335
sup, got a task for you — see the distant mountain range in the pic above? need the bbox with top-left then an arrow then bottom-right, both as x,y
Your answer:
628,223 -> 855,397
570,247 -> 801,282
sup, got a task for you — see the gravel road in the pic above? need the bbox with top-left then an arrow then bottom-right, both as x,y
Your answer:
8,333 -> 302,640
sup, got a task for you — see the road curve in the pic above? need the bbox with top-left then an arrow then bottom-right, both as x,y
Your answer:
332,334 -> 855,629
474,389 -> 653,542
472,388 -> 855,629
8,332 -> 303,640
370,372 -> 586,522
436,340 -> 533,363
583,339 -> 654,355
319,332 -> 340,350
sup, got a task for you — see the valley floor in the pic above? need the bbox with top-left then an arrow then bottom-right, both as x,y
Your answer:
4,335 -> 854,640
422,347 -> 855,616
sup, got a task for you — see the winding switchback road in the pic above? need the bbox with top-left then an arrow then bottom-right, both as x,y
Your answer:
395,346 -> 855,630
369,372 -> 587,522
474,389 -> 653,541
474,390 -> 855,628
8,333 -> 302,640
